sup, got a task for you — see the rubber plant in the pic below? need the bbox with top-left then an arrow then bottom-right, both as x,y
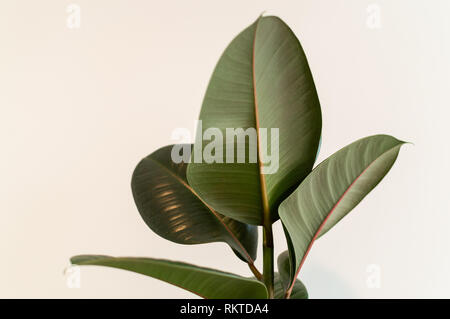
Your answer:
71,15 -> 406,299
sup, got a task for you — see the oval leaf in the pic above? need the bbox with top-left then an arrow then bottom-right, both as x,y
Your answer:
277,250 -> 292,292
131,144 -> 258,263
71,255 -> 267,299
187,16 -> 322,225
279,135 -> 406,293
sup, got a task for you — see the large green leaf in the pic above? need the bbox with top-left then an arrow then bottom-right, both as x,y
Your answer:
279,135 -> 405,293
71,255 -> 267,299
187,16 -> 322,225
131,144 -> 258,263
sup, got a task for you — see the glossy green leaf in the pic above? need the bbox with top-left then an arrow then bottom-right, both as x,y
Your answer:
187,15 -> 322,225
277,250 -> 292,292
71,255 -> 267,299
279,135 -> 406,292
273,273 -> 308,299
131,144 -> 258,263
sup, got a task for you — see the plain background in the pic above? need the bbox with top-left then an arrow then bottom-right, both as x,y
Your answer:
1,0 -> 448,298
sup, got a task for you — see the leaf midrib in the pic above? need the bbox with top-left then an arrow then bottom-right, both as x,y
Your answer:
252,17 -> 271,225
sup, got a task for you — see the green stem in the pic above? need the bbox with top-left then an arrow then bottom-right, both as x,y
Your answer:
263,224 -> 274,298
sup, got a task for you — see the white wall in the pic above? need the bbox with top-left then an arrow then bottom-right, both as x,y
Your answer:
0,0 -> 448,298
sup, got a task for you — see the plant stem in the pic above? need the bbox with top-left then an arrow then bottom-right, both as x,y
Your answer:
248,262 -> 263,281
263,224 -> 274,298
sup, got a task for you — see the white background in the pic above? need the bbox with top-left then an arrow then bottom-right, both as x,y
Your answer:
0,0 -> 448,298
